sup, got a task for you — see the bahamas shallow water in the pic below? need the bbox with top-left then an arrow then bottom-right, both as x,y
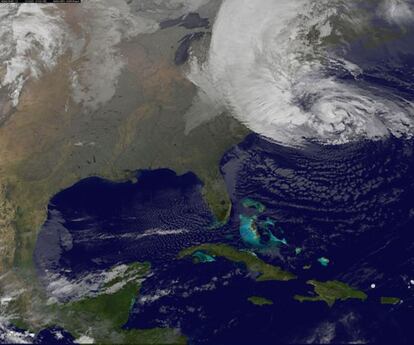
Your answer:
28,134 -> 414,344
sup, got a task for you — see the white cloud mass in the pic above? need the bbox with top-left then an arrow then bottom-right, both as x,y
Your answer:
188,0 -> 414,146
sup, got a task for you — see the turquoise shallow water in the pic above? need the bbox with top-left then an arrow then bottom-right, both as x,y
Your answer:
239,214 -> 261,247
28,134 -> 414,344
238,202 -> 288,250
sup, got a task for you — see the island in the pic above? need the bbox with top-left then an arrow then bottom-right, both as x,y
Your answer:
294,280 -> 367,307
239,214 -> 261,246
238,203 -> 286,248
247,296 -> 273,306
179,243 -> 296,281
380,297 -> 401,305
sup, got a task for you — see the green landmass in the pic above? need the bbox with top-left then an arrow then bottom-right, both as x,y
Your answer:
380,297 -> 401,305
247,296 -> 273,306
59,263 -> 151,332
294,280 -> 367,307
179,243 -> 296,281
0,21 -> 249,333
9,262 -> 186,344
0,29 -> 248,271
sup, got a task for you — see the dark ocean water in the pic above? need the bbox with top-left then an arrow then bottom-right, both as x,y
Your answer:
127,135 -> 414,344
24,135 -> 414,344
35,169 -> 217,277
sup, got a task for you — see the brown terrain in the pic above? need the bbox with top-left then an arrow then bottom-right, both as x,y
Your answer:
0,3 -> 248,331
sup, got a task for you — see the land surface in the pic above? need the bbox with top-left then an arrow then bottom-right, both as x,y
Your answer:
380,297 -> 401,305
294,280 -> 368,307
179,243 -> 296,281
56,262 -> 186,344
7,262 -> 186,344
0,5 -> 248,335
0,33 -> 247,271
247,296 -> 273,306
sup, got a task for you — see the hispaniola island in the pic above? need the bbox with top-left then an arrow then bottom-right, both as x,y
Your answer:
0,0 -> 413,344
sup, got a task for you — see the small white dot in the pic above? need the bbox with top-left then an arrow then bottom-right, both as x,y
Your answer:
410,280 -> 414,285
371,283 -> 376,289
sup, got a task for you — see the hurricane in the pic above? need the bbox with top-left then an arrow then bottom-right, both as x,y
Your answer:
188,0 -> 414,146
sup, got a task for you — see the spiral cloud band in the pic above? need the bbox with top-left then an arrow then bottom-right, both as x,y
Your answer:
188,0 -> 414,146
